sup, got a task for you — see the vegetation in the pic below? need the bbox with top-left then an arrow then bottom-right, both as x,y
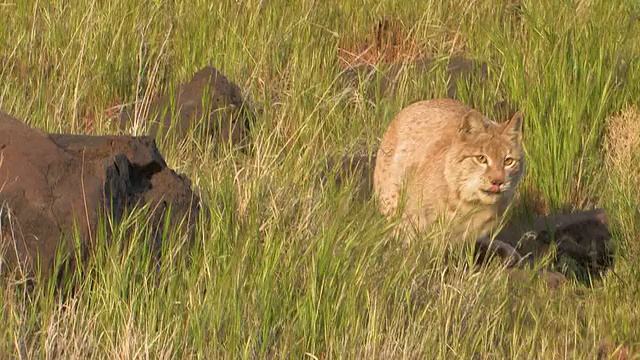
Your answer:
1,0 -> 640,358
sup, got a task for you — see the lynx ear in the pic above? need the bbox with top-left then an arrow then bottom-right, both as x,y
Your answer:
502,111 -> 523,143
459,109 -> 489,138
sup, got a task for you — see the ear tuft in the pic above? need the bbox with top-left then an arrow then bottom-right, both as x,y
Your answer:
459,109 -> 489,137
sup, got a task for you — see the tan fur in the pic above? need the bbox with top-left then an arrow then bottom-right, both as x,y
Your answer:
373,98 -> 525,242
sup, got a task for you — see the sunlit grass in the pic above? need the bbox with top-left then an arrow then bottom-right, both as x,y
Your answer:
1,0 -> 640,358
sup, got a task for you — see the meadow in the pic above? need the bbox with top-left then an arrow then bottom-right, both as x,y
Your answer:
1,0 -> 640,358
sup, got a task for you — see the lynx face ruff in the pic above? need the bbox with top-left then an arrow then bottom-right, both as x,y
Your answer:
373,98 -> 524,241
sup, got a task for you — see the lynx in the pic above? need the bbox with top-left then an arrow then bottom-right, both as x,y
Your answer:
373,98 -> 525,243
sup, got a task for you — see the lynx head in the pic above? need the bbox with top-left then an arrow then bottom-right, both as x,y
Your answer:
445,109 -> 525,206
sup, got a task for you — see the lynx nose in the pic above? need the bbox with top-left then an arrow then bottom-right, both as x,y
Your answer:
488,171 -> 505,183
487,172 -> 505,193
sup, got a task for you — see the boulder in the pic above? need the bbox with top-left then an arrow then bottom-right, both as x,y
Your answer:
0,112 -> 200,280
477,208 -> 614,283
119,65 -> 253,149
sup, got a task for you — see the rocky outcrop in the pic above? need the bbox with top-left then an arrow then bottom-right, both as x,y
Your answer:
0,112 -> 200,280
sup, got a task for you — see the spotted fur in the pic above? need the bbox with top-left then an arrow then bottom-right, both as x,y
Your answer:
373,98 -> 525,242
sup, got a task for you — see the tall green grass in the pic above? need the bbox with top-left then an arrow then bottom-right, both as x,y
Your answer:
1,0 -> 640,358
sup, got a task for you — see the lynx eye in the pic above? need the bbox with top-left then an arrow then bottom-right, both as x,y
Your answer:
504,157 -> 516,167
475,155 -> 487,164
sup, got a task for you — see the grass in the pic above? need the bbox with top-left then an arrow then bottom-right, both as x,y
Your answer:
2,0 -> 640,358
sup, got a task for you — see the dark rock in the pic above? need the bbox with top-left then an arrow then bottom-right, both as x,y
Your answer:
119,65 -> 253,149
476,209 -> 614,284
0,112 -> 200,280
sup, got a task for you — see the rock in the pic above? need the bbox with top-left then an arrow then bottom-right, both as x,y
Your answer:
119,65 -> 253,149
474,237 -> 524,268
477,209 -> 614,284
0,112 -> 200,280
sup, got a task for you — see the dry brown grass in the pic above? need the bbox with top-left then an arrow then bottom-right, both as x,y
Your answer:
337,17 -> 425,69
603,105 -> 640,255
604,105 -> 640,176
